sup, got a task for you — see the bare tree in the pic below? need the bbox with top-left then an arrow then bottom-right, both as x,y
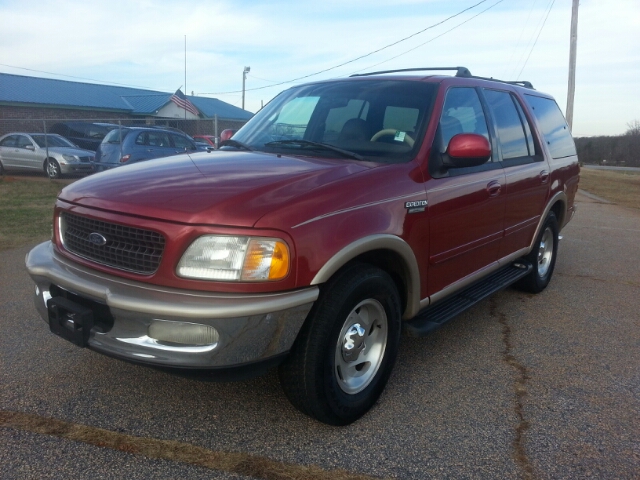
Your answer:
625,119 -> 640,136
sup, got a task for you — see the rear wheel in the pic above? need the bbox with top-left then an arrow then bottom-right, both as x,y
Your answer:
279,264 -> 401,425
515,211 -> 559,293
45,159 -> 62,179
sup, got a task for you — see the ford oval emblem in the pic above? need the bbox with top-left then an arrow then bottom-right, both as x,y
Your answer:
88,232 -> 107,246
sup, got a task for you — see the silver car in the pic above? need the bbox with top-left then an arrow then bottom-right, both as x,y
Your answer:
0,133 -> 94,179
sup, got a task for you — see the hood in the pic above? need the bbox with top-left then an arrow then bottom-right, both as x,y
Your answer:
58,150 -> 368,227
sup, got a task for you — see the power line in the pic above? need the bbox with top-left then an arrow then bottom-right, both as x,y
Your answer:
351,0 -> 505,74
517,0 -> 556,78
502,0 -> 539,78
198,0 -> 491,95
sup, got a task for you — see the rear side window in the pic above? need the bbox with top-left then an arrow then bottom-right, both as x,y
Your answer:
524,95 -> 577,159
483,89 -> 531,160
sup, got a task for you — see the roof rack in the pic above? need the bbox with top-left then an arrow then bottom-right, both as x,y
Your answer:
350,67 -> 472,78
349,67 -> 534,89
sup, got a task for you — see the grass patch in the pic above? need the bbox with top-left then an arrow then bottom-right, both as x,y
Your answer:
579,169 -> 640,210
0,175 -> 74,251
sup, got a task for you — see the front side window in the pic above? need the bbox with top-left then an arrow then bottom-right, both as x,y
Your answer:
439,87 -> 490,153
171,133 -> 194,149
17,135 -> 33,149
231,80 -> 437,164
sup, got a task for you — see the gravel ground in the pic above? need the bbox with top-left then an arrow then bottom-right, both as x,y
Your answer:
1,191 -> 638,479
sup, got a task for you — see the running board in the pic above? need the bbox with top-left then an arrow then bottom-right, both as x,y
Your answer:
404,262 -> 533,337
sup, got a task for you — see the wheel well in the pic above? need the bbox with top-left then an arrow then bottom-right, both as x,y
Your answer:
43,157 -> 56,172
331,249 -> 409,316
550,199 -> 565,228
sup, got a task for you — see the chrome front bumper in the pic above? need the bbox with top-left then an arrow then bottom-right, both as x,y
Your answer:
25,242 -> 318,369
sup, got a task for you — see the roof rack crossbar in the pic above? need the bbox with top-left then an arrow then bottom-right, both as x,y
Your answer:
350,67 -> 472,78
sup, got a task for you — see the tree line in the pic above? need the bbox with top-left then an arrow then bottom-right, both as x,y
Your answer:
574,121 -> 640,167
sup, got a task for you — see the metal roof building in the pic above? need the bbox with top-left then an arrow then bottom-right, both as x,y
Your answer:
0,73 -> 253,121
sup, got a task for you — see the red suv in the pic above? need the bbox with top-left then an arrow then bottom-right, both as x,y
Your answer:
26,67 -> 579,425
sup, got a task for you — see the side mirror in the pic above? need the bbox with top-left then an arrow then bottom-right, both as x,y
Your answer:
443,133 -> 491,168
25,145 -> 35,151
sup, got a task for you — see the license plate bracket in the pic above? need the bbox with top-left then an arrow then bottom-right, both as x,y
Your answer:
47,296 -> 94,347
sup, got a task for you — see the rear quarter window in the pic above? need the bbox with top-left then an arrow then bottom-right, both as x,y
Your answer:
524,95 -> 577,159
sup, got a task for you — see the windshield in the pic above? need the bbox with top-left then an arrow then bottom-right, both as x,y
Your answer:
31,134 -> 76,148
232,79 -> 437,163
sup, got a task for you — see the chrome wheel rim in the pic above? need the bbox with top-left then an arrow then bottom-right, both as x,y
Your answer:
47,160 -> 59,178
334,298 -> 388,394
537,227 -> 554,277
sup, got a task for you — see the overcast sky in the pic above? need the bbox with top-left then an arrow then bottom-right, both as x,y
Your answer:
1,0 -> 638,137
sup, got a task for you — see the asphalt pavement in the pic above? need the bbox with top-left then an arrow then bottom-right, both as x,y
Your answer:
1,191 -> 639,479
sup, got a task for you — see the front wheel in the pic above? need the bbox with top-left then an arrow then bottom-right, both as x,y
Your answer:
45,159 -> 62,179
279,264 -> 401,425
515,211 -> 559,293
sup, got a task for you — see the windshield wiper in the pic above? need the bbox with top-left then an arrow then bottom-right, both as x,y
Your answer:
264,140 -> 364,161
219,139 -> 253,151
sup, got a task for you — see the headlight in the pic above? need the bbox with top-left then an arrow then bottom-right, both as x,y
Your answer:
177,235 -> 290,281
62,154 -> 78,162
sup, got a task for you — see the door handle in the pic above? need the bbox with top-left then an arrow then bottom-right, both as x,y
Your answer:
487,181 -> 502,197
540,170 -> 550,183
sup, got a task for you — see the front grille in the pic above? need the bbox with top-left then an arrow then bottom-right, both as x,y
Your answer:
79,155 -> 93,163
60,212 -> 165,274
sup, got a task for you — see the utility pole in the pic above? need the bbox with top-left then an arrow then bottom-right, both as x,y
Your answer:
566,0 -> 579,130
242,66 -> 250,110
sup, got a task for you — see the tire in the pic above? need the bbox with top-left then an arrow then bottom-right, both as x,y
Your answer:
278,263 -> 401,426
46,159 -> 62,179
515,211 -> 559,293
0,160 -> 4,175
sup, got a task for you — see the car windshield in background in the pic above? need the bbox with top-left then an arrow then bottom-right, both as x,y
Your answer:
231,80 -> 437,163
31,134 -> 76,148
103,128 -> 131,144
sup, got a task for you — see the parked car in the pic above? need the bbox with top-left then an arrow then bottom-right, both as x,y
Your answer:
93,126 -> 198,171
49,122 -> 120,151
0,132 -> 94,178
26,67 -> 579,425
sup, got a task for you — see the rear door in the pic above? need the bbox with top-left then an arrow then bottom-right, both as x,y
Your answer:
426,86 -> 506,296
481,88 -> 550,257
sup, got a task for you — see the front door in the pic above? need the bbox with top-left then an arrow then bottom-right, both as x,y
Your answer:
426,87 -> 506,296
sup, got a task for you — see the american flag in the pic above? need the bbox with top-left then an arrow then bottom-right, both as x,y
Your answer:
170,89 -> 199,116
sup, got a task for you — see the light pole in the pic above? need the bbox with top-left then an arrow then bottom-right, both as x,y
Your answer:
242,66 -> 250,110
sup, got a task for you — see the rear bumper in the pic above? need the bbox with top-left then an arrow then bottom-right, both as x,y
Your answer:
25,242 -> 317,369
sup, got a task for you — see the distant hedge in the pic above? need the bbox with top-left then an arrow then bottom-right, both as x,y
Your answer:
574,134 -> 640,167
